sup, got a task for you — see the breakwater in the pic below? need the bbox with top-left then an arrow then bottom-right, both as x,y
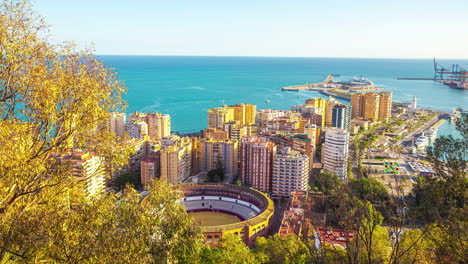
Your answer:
281,74 -> 340,91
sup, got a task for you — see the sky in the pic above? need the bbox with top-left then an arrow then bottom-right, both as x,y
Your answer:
34,0 -> 468,58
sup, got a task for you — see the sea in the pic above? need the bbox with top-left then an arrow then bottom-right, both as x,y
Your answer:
97,56 -> 468,137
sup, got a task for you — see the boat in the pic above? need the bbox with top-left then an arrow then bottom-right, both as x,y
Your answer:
414,135 -> 429,150
346,76 -> 374,86
424,128 -> 438,142
449,109 -> 460,122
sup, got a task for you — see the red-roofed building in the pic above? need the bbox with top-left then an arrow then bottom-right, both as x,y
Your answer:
316,228 -> 355,249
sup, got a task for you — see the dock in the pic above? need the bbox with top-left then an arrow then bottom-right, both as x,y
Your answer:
281,74 -> 340,91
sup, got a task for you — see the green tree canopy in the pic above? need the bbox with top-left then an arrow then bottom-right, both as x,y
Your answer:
349,178 -> 390,203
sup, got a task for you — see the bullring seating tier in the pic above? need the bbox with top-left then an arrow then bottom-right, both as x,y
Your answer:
182,197 -> 260,220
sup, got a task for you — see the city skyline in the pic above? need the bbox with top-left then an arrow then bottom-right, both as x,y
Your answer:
35,0 -> 468,59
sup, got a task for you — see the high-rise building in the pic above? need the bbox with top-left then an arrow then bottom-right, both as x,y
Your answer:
232,104 -> 257,125
59,151 -> 107,197
126,120 -> 148,139
378,91 -> 392,120
266,134 -> 315,168
272,150 -> 309,197
105,112 -> 126,137
160,138 -> 192,185
129,112 -> 171,139
141,156 -> 160,186
240,137 -> 276,193
350,93 -> 363,119
332,104 -> 351,131
197,138 -> 239,178
207,104 -> 256,130
362,93 -> 380,121
223,121 -> 249,141
325,97 -> 339,127
305,98 -> 327,127
410,96 -> 417,113
304,124 -> 321,145
321,128 -> 349,181
207,107 -> 235,129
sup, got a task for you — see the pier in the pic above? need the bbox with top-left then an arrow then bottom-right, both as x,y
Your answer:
281,74 -> 340,91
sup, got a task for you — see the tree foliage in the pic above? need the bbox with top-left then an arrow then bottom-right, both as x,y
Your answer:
255,234 -> 314,264
206,155 -> 225,182
0,1 -> 203,262
349,178 -> 390,203
200,235 -> 259,264
311,172 -> 342,194
114,172 -> 141,190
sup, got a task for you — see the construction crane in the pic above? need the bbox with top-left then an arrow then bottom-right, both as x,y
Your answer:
433,58 -> 452,80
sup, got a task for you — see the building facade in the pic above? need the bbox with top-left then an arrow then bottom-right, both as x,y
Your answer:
129,112 -> 171,139
240,137 -> 276,193
126,120 -> 148,139
141,156 -> 160,186
378,91 -> 393,120
160,138 -> 192,184
332,104 -> 351,131
272,150 -> 309,197
59,151 -> 107,197
197,138 -> 239,178
105,112 -> 126,137
321,128 -> 349,181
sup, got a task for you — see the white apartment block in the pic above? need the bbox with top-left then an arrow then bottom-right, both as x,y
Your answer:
272,150 -> 309,197
321,128 -> 349,181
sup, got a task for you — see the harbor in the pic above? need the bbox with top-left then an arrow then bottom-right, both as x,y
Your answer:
397,58 -> 468,90
282,75 -> 385,102
281,74 -> 340,91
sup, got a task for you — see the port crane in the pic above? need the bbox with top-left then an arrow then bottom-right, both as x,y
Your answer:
433,58 -> 468,89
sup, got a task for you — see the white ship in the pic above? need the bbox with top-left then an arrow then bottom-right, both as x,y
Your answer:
449,110 -> 460,122
414,135 -> 429,151
424,128 -> 438,142
347,76 -> 374,86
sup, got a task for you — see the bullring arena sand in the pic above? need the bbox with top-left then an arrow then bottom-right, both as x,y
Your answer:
190,211 -> 241,226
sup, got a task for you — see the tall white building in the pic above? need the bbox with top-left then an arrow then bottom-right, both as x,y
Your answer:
410,96 -> 417,113
272,149 -> 309,197
321,128 -> 349,181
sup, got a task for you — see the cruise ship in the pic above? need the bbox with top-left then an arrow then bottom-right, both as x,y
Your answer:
424,128 -> 438,142
414,135 -> 429,151
449,110 -> 460,122
346,76 -> 374,87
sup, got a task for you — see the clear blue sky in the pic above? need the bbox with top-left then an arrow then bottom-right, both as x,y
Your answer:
34,0 -> 468,58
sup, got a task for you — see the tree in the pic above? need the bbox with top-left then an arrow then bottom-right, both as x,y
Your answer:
410,113 -> 468,263
0,0 -> 129,260
254,234 -> 314,264
311,172 -> 342,194
349,178 -> 390,203
206,155 -> 225,182
114,172 -> 141,190
345,202 -> 391,264
200,235 -> 260,264
0,2 -> 204,263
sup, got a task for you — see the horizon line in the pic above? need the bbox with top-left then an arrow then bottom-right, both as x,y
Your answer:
94,54 -> 468,60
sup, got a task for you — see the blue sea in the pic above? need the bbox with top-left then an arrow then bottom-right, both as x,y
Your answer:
98,56 -> 468,136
